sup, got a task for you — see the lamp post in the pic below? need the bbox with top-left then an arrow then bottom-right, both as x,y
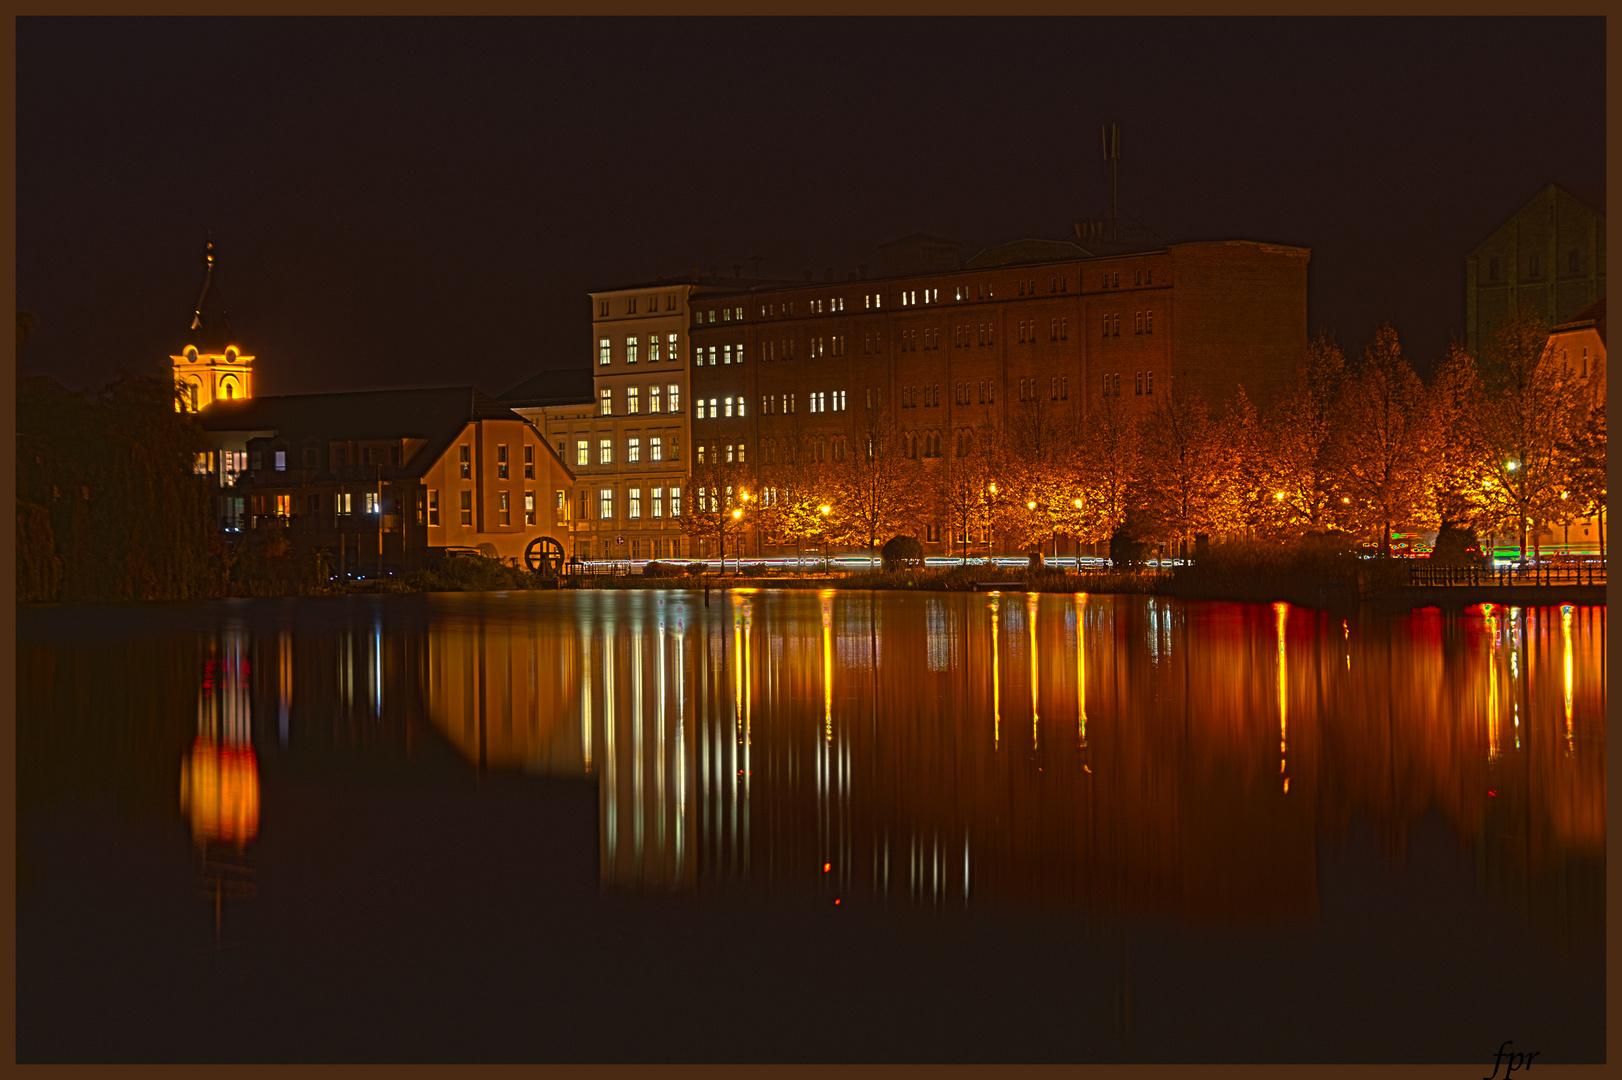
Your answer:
987,482 -> 998,566
819,504 -> 831,573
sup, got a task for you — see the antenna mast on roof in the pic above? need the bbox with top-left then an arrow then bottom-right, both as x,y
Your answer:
1102,123 -> 1121,242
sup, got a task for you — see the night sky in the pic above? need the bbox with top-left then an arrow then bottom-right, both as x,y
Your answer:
17,17 -> 1606,397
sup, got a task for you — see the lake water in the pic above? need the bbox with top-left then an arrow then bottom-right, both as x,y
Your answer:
16,590 -> 1606,1062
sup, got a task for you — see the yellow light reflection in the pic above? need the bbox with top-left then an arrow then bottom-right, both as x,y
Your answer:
1562,605 -> 1574,756
822,593 -> 834,742
1486,606 -> 1501,762
1275,602 -> 1288,792
1075,593 -> 1088,748
1028,591 -> 1040,749
989,595 -> 1001,749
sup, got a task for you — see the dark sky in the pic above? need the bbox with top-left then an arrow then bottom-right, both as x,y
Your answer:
17,17 -> 1606,396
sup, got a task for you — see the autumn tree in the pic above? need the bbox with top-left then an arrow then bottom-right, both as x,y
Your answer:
828,405 -> 906,567
937,413 -> 1000,563
677,450 -> 755,568
1471,312 -> 1584,559
1428,342 -> 1490,533
1323,324 -> 1436,556
1133,386 -> 1230,553
1073,392 -> 1139,553
1561,395 -> 1606,551
1266,331 -> 1347,533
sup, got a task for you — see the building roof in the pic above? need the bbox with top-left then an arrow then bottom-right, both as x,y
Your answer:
966,237 -> 1093,269
1553,295 -> 1606,346
498,366 -> 596,408
185,238 -> 239,354
198,386 -> 525,479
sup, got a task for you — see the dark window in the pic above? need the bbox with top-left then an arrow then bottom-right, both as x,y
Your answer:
1489,257 -> 1500,280
307,494 -> 320,515
1569,249 -> 1580,274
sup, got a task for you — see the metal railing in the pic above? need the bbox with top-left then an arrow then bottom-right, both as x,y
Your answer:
1410,561 -> 1606,587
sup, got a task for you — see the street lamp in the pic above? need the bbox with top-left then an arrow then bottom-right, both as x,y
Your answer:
818,504 -> 831,573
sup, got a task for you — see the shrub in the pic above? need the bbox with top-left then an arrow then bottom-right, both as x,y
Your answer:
881,534 -> 924,571
1109,525 -> 1150,570
1429,520 -> 1485,567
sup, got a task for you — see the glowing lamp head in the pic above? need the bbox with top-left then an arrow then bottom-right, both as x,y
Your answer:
819,505 -> 830,515
1027,501 -> 1037,511
732,508 -> 742,519
1341,496 -> 1351,504
989,483 -> 997,495
1506,460 -> 1518,471
1275,491 -> 1285,501
1073,498 -> 1082,508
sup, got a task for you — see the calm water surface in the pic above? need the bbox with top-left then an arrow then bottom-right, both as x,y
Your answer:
17,590 -> 1606,1062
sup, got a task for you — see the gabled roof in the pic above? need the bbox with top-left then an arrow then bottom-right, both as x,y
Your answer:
198,386 -> 524,478
1553,295 -> 1606,346
185,238 -> 239,354
966,238 -> 1092,269
498,366 -> 595,408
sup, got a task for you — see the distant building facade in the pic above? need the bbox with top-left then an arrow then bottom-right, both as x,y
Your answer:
684,235 -> 1309,557
197,387 -> 576,573
505,275 -> 759,563
1543,296 -> 1606,554
1466,183 -> 1605,353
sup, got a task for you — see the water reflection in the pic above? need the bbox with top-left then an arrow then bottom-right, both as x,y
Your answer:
16,592 -> 1606,942
407,593 -> 1605,935
178,627 -> 259,935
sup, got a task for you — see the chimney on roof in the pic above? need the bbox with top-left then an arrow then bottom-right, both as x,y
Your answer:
846,270 -> 858,281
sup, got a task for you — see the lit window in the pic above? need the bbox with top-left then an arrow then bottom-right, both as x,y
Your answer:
724,344 -> 733,365
667,332 -> 678,361
709,397 -> 718,417
626,336 -> 639,364
460,490 -> 473,526
670,487 -> 682,516
628,437 -> 640,462
648,335 -> 661,363
428,490 -> 439,525
599,439 -> 612,465
525,491 -> 536,525
649,385 -> 662,412
652,487 -> 664,518
628,488 -> 642,519
497,444 -> 509,479
668,384 -> 681,411
650,436 -> 662,462
599,338 -> 611,365
627,387 -> 640,414
576,440 -> 588,467
498,491 -> 511,526
600,388 -> 612,415
599,488 -> 613,519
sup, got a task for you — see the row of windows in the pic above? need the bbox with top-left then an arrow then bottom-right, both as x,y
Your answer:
1098,371 -> 1155,397
696,396 -> 747,419
1017,376 -> 1069,401
697,306 -> 747,325
902,384 -> 940,408
599,294 -> 679,317
1101,310 -> 1155,337
591,485 -> 682,520
454,443 -> 536,480
425,488 -> 538,527
599,333 -> 680,366
599,383 -> 682,415
694,343 -> 745,366
760,435 -> 853,464
1099,269 -> 1153,289
571,434 -> 681,467
696,442 -> 747,464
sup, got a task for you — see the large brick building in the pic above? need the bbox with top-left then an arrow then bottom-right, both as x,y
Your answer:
683,236 -> 1309,557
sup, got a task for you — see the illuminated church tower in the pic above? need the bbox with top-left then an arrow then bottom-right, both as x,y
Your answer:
172,238 -> 254,411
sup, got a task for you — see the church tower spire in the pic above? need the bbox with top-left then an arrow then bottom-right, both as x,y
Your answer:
172,235 -> 254,412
